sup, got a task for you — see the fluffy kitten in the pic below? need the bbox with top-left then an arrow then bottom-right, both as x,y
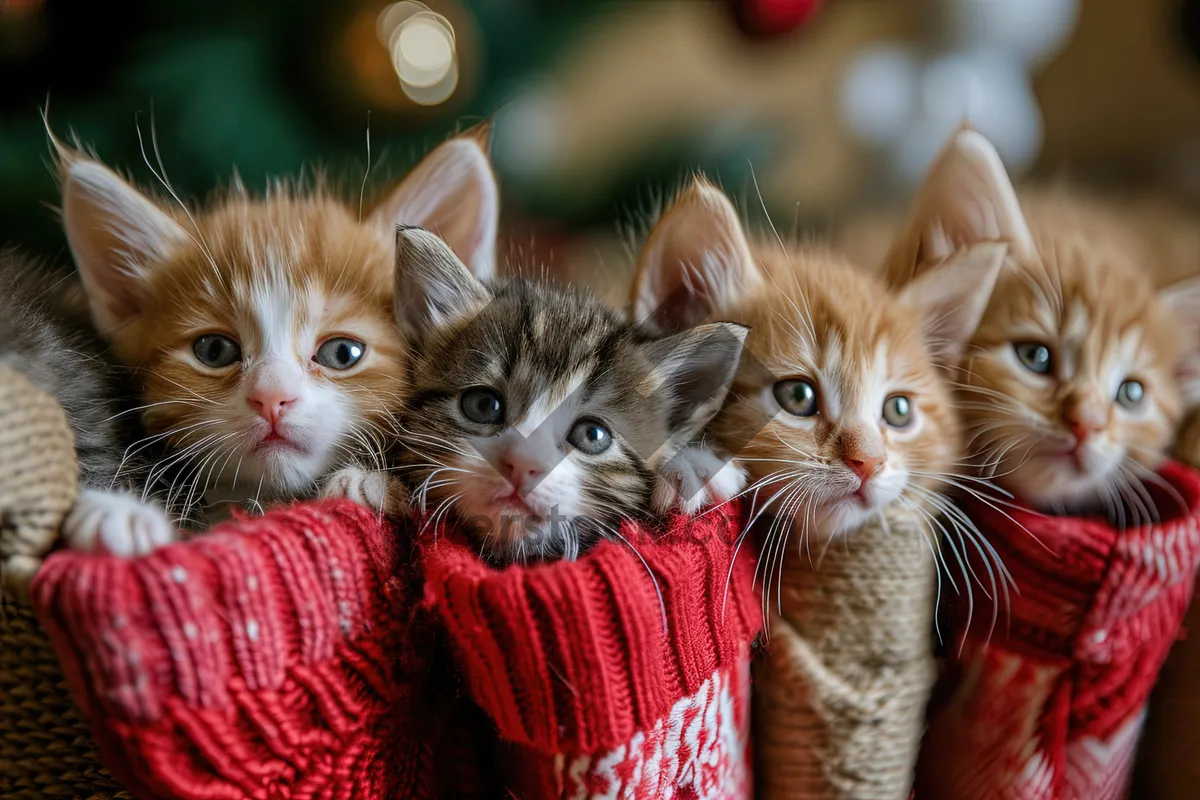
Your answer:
392,227 -> 747,563
0,252 -> 170,553
58,132 -> 499,553
880,129 -> 1200,519
631,178 -> 1004,546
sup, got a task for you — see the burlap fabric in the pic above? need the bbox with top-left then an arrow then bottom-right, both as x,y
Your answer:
0,363 -> 131,799
1132,410 -> 1200,798
754,506 -> 936,800
0,365 -> 77,600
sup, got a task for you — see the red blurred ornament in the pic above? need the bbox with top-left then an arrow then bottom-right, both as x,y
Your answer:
733,0 -> 824,37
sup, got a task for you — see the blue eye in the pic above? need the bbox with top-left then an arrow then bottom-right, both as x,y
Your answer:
461,387 -> 504,424
1014,342 -> 1052,374
568,418 -> 612,455
1116,379 -> 1144,409
315,338 -> 366,370
192,334 -> 241,368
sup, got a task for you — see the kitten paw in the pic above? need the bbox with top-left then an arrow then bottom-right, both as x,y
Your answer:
320,467 -> 408,515
652,447 -> 746,515
63,489 -> 177,557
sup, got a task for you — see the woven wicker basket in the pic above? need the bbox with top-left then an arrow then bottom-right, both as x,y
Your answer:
0,364 -> 130,799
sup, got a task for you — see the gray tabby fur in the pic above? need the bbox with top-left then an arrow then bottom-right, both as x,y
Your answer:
0,251 -> 142,491
393,227 -> 747,563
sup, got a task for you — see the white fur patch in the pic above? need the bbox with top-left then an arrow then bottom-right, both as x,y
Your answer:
63,488 -> 177,557
319,466 -> 408,514
205,275 -> 358,499
516,372 -> 586,438
653,446 -> 747,515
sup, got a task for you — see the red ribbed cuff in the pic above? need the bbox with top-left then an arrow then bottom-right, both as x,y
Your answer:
421,504 -> 759,757
32,501 -> 429,799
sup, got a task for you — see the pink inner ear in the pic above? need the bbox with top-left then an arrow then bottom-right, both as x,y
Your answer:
72,231 -> 146,329
641,267 -> 715,332
373,139 -> 499,278
637,221 -> 739,333
100,289 -> 139,329
63,160 -> 193,334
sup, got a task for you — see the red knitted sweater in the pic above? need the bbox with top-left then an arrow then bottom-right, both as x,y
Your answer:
33,501 -> 490,799
915,460 -> 1200,800
32,501 -> 759,799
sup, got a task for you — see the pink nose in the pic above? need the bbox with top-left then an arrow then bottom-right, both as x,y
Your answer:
501,454 -> 544,495
1063,407 -> 1104,447
844,453 -> 883,485
1067,421 -> 1095,447
247,389 -> 297,425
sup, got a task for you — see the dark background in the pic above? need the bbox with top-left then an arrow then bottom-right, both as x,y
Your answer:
3,0 -> 1200,280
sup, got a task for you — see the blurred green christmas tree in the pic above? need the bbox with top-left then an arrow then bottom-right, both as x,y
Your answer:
0,0 -> 804,261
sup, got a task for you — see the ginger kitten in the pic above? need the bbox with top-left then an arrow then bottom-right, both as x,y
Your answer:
58,133 -> 498,553
631,178 -> 1003,549
881,129 -> 1200,520
392,227 -> 747,564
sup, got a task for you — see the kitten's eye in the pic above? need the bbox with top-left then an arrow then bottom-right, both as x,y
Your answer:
460,387 -> 504,424
882,394 -> 913,428
315,338 -> 366,370
1014,342 -> 1053,374
192,334 -> 241,368
773,379 -> 819,417
567,418 -> 613,455
1116,379 -> 1145,409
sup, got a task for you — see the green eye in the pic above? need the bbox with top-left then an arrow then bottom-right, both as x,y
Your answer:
1014,342 -> 1052,374
773,380 -> 818,417
460,387 -> 504,424
882,394 -> 913,428
567,418 -> 613,455
192,334 -> 241,368
1116,379 -> 1144,409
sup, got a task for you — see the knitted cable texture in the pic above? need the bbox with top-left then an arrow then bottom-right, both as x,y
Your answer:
32,500 -> 762,799
423,503 -> 761,800
915,460 -> 1200,800
752,504 -> 937,800
32,500 -> 488,800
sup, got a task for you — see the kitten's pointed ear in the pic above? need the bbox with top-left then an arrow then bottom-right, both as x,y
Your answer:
886,128 -> 1035,285
1161,276 -> 1200,405
632,178 -> 762,334
61,154 -> 189,336
370,133 -> 499,282
899,242 -> 1007,363
641,322 -> 749,437
394,225 -> 492,338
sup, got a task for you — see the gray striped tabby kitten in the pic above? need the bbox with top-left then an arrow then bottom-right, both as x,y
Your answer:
391,227 -> 748,563
0,251 -> 171,555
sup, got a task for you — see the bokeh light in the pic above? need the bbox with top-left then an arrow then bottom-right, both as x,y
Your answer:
377,2 -> 459,106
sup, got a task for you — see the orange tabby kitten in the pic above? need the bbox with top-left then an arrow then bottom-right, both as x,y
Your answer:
631,178 -> 1004,549
58,132 -> 498,555
880,129 -> 1200,519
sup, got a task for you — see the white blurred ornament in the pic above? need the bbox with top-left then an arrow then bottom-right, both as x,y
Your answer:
944,0 -> 1081,68
840,45 -> 920,146
838,0 -> 1078,189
